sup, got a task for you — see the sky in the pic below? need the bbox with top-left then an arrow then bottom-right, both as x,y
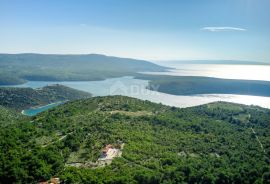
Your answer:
0,0 -> 270,62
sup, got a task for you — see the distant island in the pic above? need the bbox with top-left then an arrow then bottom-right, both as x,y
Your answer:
139,75 -> 270,97
0,53 -> 168,85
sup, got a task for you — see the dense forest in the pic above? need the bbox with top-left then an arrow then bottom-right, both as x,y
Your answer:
0,84 -> 91,111
0,54 -> 167,85
0,96 -> 269,183
139,75 -> 270,97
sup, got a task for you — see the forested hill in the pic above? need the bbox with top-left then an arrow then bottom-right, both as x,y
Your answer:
0,105 -> 26,127
0,84 -> 92,111
0,96 -> 269,183
0,53 -> 168,85
140,75 -> 270,97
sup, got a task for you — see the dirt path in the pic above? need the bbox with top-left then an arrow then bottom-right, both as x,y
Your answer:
42,131 -> 74,148
250,127 -> 266,153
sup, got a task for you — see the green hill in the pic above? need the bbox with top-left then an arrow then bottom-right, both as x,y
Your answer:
0,84 -> 92,111
0,106 -> 26,127
140,75 -> 270,97
0,53 -> 167,85
0,96 -> 269,183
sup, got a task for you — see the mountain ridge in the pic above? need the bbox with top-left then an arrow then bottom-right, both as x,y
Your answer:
0,53 -> 168,85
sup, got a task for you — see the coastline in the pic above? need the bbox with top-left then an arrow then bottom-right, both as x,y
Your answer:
21,101 -> 67,116
3,75 -> 269,111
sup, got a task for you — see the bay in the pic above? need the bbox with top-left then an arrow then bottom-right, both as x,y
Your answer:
7,76 -> 270,111
3,63 -> 270,114
22,101 -> 65,116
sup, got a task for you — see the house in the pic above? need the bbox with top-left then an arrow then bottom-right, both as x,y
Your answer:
97,143 -> 124,164
102,144 -> 113,156
50,177 -> 60,184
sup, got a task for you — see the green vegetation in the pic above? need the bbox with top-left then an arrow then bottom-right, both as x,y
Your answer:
0,53 -> 167,85
0,96 -> 270,183
139,75 -> 270,97
0,84 -> 91,111
0,106 -> 26,127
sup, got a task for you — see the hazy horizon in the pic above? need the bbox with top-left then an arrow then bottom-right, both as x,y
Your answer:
1,52 -> 270,65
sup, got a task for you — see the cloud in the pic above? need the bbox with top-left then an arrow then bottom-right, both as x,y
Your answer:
201,27 -> 246,32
